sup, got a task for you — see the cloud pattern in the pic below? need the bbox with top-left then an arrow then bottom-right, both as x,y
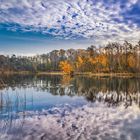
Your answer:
0,0 -> 140,44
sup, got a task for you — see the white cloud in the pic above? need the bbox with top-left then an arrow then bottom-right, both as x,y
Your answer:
0,0 -> 140,45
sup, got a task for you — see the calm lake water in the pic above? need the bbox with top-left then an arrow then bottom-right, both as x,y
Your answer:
0,75 -> 140,139
0,75 -> 140,117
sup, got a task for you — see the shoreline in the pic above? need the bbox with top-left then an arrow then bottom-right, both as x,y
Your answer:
0,71 -> 140,77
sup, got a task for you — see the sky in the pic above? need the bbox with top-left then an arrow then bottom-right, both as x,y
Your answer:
0,0 -> 140,55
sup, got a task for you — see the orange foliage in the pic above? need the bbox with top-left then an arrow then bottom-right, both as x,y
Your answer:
59,61 -> 73,74
97,54 -> 108,67
127,54 -> 136,68
77,56 -> 84,64
76,56 -> 84,68
89,55 -> 108,67
89,57 -> 96,64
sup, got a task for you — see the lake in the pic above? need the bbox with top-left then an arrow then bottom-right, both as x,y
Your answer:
0,75 -> 140,140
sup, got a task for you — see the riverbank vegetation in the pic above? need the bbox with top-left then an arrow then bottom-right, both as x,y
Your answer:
0,41 -> 140,74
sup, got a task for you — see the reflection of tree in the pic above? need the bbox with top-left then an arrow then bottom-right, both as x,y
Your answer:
0,78 -> 7,90
60,75 -> 73,85
75,76 -> 140,107
0,91 -> 27,133
1,75 -> 140,131
0,75 -> 140,112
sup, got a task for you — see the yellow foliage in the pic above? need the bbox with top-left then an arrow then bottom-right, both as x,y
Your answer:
77,56 -> 84,64
127,54 -> 136,68
98,55 -> 108,67
89,55 -> 108,67
76,56 -> 84,69
59,61 -> 73,74
89,57 -> 97,64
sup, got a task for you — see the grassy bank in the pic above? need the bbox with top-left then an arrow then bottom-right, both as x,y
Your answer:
0,71 -> 33,75
37,72 -> 140,77
75,72 -> 140,77
1,71 -> 140,77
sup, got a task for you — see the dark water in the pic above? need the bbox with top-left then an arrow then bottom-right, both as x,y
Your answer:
0,74 -> 140,118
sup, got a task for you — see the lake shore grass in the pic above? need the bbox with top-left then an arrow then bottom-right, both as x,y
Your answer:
75,72 -> 140,77
0,71 -> 140,77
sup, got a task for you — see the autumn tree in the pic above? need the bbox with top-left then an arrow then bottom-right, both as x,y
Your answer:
59,60 -> 73,74
127,53 -> 136,72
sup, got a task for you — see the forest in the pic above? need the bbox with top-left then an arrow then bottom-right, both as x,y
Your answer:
0,40 -> 140,74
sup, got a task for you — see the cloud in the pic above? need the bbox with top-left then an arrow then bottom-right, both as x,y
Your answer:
0,0 -> 140,45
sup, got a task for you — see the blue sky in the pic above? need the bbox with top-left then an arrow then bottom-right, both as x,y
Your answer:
0,0 -> 140,55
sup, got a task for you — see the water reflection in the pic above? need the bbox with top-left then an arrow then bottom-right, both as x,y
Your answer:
0,74 -> 140,136
74,76 -> 140,107
0,75 -> 140,110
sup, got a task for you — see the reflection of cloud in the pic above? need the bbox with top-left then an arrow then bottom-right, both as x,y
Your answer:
0,0 -> 140,44
0,103 -> 140,140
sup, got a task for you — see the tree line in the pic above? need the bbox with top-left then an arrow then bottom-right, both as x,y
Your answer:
60,40 -> 140,73
0,40 -> 140,74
